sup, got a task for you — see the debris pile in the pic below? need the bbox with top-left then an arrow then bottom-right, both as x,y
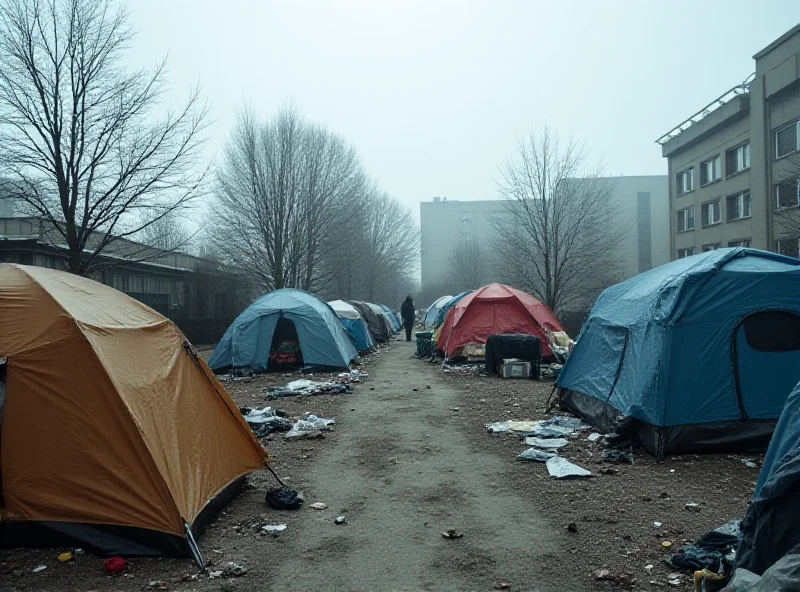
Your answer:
266,379 -> 351,399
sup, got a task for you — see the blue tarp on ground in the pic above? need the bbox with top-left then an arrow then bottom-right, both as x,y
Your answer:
557,248 -> 800,455
209,289 -> 358,372
736,380 -> 800,576
340,317 -> 375,352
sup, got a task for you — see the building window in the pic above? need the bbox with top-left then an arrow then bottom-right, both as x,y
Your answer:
700,155 -> 721,186
776,178 -> 800,210
701,199 -> 721,227
727,191 -> 751,221
727,143 -> 751,175
728,239 -> 751,248
678,247 -> 695,258
676,168 -> 693,195
776,238 -> 800,259
777,121 -> 800,158
702,243 -> 721,252
677,206 -> 695,232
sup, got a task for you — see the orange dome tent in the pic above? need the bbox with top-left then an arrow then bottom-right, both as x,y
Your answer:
0,265 -> 267,562
438,283 -> 565,358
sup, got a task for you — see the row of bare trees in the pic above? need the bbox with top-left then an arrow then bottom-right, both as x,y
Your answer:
211,105 -> 418,300
0,0 -> 419,305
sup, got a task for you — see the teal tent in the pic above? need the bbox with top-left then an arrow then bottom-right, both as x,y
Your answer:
209,289 -> 358,372
557,248 -> 800,458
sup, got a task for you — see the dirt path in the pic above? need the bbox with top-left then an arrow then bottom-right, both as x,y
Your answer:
265,342 -> 560,592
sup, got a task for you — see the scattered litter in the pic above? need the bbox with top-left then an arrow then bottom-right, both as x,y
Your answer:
601,445 -> 635,464
335,516 -> 346,525
267,380 -> 350,399
262,524 -> 287,533
208,570 -> 224,578
654,521 -> 663,528
338,369 -> 368,383
309,502 -> 327,510
685,503 -> 701,512
485,420 -> 538,434
285,414 -> 336,440
518,448 -> 556,462
265,486 -> 303,510
73,548 -> 84,555
525,437 -> 569,449
104,556 -> 126,574
666,573 -> 682,587
494,583 -> 511,590
222,562 -> 248,577
741,458 -> 757,468
567,522 -> 578,533
546,456 -> 592,479
593,569 -> 612,580
599,467 -> 619,475
442,363 -> 484,376
441,529 -> 463,539
644,564 -> 654,572
32,565 -> 46,573
240,406 -> 293,437
662,541 -> 673,550
586,432 -> 603,442
451,407 -> 460,412
145,581 -> 169,590
57,551 -> 73,562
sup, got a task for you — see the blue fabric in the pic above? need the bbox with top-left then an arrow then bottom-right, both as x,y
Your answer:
379,304 -> 401,331
434,291 -> 472,327
209,289 -> 358,372
557,248 -> 800,428
757,382 -> 800,495
340,317 -> 375,352
425,296 -> 452,328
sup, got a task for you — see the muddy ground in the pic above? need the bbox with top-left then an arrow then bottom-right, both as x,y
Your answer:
0,343 -> 761,591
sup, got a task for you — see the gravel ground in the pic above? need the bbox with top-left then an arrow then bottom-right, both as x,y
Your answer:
0,344 -> 763,592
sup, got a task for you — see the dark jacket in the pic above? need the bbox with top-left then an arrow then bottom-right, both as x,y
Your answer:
401,298 -> 415,323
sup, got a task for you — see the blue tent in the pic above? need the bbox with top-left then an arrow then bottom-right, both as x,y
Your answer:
557,248 -> 800,458
736,381 -> 800,576
340,317 -> 374,352
379,304 -> 401,332
434,291 -> 471,328
425,295 -> 452,328
209,289 -> 358,372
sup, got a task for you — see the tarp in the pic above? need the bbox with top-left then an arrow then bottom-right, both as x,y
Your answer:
379,304 -> 402,332
0,264 -> 267,557
425,295 -> 452,328
736,381 -> 800,576
327,300 -> 375,352
557,248 -> 800,457
327,299 -> 361,320
434,291 -> 471,328
349,301 -> 389,343
367,303 -> 399,333
209,289 -> 357,372
438,283 -> 564,358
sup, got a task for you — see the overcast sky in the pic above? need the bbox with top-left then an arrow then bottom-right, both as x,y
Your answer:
131,0 -> 800,214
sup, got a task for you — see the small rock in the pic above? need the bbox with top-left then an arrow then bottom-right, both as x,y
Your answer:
262,524 -> 287,533
494,583 -> 511,590
644,564 -> 654,572
593,569 -> 612,581
222,562 -> 247,577
181,574 -> 199,582
641,496 -> 652,502
653,521 -> 662,528
208,569 -> 224,578
145,581 -> 169,591
662,541 -> 673,550
412,388 -> 418,392
426,385 -> 431,389
566,523 -> 578,533
685,503 -> 701,512
666,573 -> 682,587
32,565 -> 47,574
659,492 -> 670,499
441,529 -> 463,539
309,502 -> 327,510
57,551 -> 73,563
599,468 -> 618,475
335,516 -> 346,525
451,407 -> 460,412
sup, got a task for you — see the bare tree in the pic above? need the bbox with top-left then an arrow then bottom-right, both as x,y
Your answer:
360,189 -> 419,301
0,0 -> 209,275
135,212 -> 195,253
447,239 -> 489,291
493,127 -> 622,313
213,106 -> 365,291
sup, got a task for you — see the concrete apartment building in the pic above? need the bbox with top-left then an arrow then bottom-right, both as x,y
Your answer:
659,24 -> 800,258
419,175 -> 669,291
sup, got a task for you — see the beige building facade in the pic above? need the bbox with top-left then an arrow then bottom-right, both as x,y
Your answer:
660,24 -> 800,259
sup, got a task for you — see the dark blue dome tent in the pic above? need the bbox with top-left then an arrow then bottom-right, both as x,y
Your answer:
556,248 -> 800,459
209,289 -> 358,373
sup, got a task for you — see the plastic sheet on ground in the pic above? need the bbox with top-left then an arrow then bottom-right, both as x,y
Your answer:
525,436 -> 569,449
546,456 -> 592,479
485,420 -> 538,434
486,416 -> 590,438
267,379 -> 351,399
518,448 -> 556,462
240,406 -> 293,438
284,413 -> 336,440
338,369 -> 369,383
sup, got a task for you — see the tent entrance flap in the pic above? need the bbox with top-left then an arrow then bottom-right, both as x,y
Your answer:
733,311 -> 800,421
268,316 -> 304,371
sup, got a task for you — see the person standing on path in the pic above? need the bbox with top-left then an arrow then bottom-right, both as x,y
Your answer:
401,295 -> 415,342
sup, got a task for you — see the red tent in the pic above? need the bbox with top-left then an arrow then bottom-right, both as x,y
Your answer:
438,283 -> 564,357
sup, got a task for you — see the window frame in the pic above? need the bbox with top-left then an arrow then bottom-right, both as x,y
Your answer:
676,168 -> 694,196
700,155 -> 721,186
701,199 -> 722,227
775,178 -> 800,211
728,239 -> 751,248
702,243 -> 722,252
726,142 -> 751,177
776,238 -> 800,259
776,120 -> 800,159
677,205 -> 695,232
677,247 -> 695,259
727,190 -> 752,222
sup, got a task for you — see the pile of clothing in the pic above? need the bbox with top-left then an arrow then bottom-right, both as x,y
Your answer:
269,340 -> 301,367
